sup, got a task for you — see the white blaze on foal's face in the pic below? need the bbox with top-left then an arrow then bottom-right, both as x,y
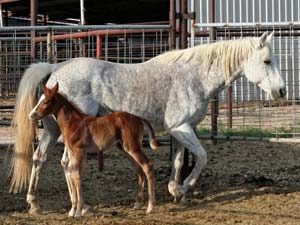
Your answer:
29,94 -> 46,121
243,32 -> 286,100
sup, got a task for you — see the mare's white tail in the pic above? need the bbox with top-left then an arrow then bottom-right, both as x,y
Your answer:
9,63 -> 53,193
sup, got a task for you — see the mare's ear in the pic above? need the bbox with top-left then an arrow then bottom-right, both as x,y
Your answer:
258,31 -> 268,48
266,31 -> 274,43
52,82 -> 59,93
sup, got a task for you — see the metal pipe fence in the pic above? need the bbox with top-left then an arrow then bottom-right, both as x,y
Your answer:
193,23 -> 300,142
0,25 -> 170,123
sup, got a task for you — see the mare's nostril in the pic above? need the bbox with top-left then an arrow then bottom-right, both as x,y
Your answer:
279,88 -> 286,98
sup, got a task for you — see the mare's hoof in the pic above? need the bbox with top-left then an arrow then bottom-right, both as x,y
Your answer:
168,182 -> 185,203
179,196 -> 188,204
146,206 -> 154,214
134,202 -> 143,210
28,207 -> 41,215
74,211 -> 82,218
82,204 -> 93,216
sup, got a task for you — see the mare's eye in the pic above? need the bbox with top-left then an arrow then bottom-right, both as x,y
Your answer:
264,60 -> 271,65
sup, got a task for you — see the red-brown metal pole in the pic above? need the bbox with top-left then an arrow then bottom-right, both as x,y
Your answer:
30,0 -> 37,63
169,0 -> 176,50
96,35 -> 102,59
209,0 -> 218,144
180,0 -> 187,49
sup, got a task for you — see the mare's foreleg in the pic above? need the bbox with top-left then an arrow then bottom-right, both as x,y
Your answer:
169,123 -> 207,201
27,116 -> 61,215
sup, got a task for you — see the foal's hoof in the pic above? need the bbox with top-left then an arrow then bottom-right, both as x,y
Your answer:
68,208 -> 76,217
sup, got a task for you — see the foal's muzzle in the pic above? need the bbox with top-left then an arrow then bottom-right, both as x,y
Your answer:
29,111 -> 39,122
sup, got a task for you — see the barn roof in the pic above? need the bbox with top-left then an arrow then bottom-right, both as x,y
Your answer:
2,0 -> 169,24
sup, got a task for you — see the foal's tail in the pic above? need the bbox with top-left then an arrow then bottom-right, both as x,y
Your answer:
9,63 -> 53,193
141,119 -> 159,150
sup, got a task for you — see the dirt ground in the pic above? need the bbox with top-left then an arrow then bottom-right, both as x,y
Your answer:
2,140 -> 300,225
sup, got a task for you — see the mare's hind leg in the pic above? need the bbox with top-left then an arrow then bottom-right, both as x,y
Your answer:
168,123 -> 207,202
168,140 -> 185,203
27,116 -> 61,215
126,148 -> 155,214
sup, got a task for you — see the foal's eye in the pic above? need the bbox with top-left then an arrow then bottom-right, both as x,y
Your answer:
264,60 -> 271,65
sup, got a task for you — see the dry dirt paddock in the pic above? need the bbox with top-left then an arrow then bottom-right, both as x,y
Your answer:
1,140 -> 300,225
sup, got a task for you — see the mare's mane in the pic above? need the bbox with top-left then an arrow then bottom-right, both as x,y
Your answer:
154,37 -> 260,84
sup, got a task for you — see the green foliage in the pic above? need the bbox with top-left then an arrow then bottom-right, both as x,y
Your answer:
196,122 -> 293,138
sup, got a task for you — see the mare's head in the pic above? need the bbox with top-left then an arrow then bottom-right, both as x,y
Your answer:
29,83 -> 60,121
243,31 -> 286,100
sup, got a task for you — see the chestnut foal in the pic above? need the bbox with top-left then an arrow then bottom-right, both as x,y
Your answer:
29,83 -> 158,217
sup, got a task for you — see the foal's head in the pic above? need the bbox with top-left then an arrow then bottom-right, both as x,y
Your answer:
29,83 -> 61,121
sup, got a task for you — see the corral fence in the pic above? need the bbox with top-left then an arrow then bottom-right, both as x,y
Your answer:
192,22 -> 300,143
0,24 -> 170,126
181,0 -> 300,143
0,19 -> 300,143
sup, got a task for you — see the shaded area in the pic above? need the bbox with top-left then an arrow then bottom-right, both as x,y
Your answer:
5,0 -> 169,24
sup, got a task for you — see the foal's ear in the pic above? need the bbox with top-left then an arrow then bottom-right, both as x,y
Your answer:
52,82 -> 59,93
41,83 -> 50,96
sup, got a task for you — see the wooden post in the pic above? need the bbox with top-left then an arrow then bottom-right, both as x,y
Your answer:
46,30 -> 52,63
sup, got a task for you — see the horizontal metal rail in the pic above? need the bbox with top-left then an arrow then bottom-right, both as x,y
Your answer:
0,25 -> 170,32
195,21 -> 300,28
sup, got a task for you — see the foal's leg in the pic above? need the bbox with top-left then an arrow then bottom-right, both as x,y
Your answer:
118,146 -> 146,209
127,149 -> 155,214
61,147 -> 72,199
169,123 -> 207,201
62,147 -> 91,216
69,149 -> 86,218
27,116 -> 61,215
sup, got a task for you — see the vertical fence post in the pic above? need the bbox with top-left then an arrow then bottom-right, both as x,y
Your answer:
180,0 -> 188,49
96,35 -> 102,59
30,0 -> 37,63
227,85 -> 233,129
169,0 -> 176,50
209,0 -> 218,145
47,30 -> 52,63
